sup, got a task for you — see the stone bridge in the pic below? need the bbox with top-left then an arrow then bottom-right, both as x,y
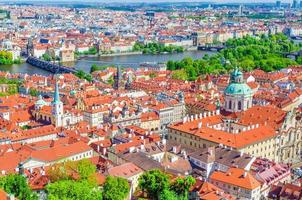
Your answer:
26,56 -> 78,74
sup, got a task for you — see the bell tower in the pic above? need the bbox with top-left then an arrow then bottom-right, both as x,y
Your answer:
52,79 -> 63,127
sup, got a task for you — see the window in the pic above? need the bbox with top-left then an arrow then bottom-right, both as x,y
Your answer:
229,101 -> 232,109
238,101 -> 242,110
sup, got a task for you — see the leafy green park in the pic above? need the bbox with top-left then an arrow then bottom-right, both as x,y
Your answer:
133,42 -> 184,54
0,160 -> 197,200
167,34 -> 302,81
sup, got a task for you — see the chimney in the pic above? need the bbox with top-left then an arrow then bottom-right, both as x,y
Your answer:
243,172 -> 247,178
198,122 -> 202,129
209,149 -> 213,156
172,146 -> 177,154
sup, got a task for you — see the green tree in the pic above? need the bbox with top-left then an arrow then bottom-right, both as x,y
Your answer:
170,176 -> 196,199
135,42 -> 184,55
0,174 -> 38,200
42,53 -> 52,61
47,159 -> 96,183
77,159 -> 96,180
103,176 -> 130,200
88,46 -> 98,55
171,69 -> 188,81
149,72 -> 157,78
29,88 -> 39,97
90,64 -> 108,73
46,180 -> 102,200
138,169 -> 170,200
297,56 -> 302,65
159,189 -> 179,200
0,50 -> 14,65
75,70 -> 93,82
107,75 -> 114,85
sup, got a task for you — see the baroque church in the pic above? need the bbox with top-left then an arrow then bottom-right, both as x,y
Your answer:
168,68 -> 302,164
32,80 -> 83,127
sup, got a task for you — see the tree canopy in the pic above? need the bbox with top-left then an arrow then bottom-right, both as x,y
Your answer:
138,170 -> 195,200
47,159 -> 96,183
46,179 -> 102,200
103,176 -> 130,200
75,70 -> 93,82
0,174 -> 38,200
0,50 -> 13,65
133,42 -> 184,54
167,34 -> 301,81
90,64 -> 109,73
139,169 -> 170,200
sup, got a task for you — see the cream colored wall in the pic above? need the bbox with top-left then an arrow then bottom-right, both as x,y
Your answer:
168,128 -> 216,149
239,138 -> 276,161
168,128 -> 277,161
141,119 -> 160,131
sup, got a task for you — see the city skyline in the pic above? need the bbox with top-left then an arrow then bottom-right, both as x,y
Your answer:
0,1 -> 301,200
0,0 -> 298,3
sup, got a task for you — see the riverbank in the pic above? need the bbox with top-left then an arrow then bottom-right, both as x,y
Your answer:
79,49 -> 199,58
1,50 -> 215,75
99,51 -> 142,57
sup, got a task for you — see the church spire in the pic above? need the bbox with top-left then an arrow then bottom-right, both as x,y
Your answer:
53,79 -> 61,103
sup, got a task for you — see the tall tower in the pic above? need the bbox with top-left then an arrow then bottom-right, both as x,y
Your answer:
238,5 -> 244,16
224,68 -> 253,113
293,0 -> 298,8
52,80 -> 63,127
276,0 -> 281,9
113,66 -> 122,90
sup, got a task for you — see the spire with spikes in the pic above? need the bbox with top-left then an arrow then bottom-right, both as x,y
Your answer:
53,79 -> 61,104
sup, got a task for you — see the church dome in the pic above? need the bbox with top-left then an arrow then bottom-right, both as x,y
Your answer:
224,82 -> 252,95
70,90 -> 76,95
35,95 -> 46,106
224,68 -> 252,96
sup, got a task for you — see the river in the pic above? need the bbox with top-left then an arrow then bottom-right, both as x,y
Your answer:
0,50 -> 215,76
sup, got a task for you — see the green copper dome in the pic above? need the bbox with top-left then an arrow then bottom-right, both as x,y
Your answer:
70,90 -> 76,95
224,68 -> 252,96
224,83 -> 252,95
35,95 -> 46,106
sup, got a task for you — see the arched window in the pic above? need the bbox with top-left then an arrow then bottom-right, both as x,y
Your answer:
238,101 -> 242,110
229,101 -> 232,109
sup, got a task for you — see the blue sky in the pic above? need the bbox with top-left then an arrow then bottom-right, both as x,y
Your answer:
0,0 -> 295,2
